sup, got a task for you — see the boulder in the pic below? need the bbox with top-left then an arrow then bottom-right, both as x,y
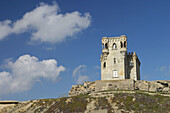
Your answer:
148,81 -> 164,92
69,81 -> 95,96
135,80 -> 149,91
162,87 -> 169,93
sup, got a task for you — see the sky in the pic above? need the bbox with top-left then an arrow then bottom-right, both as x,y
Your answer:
0,0 -> 170,101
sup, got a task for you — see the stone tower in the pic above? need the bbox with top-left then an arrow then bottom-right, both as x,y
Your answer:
100,35 -> 140,81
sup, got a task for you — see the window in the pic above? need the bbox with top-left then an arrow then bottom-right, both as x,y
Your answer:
113,43 -> 117,49
105,43 -> 108,49
130,60 -> 133,66
114,58 -> 116,63
120,42 -> 123,48
103,62 -> 106,68
124,41 -> 126,47
113,70 -> 118,77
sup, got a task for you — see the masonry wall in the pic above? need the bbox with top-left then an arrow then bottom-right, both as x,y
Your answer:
95,79 -> 135,92
127,53 -> 140,81
136,58 -> 141,80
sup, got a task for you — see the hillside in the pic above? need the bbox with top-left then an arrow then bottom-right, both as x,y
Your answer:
0,91 -> 170,113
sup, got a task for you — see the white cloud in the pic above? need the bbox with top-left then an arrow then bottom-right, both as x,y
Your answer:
72,65 -> 86,77
159,66 -> 170,72
72,65 -> 89,84
142,75 -> 149,80
0,54 -> 65,95
0,2 -> 91,43
160,66 -> 167,71
0,20 -> 12,40
77,76 -> 89,84
93,65 -> 100,70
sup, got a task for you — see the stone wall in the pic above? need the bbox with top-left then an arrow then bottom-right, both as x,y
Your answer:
95,79 -> 135,92
69,80 -> 170,97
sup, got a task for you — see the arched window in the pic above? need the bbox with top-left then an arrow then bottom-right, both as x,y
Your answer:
105,43 -> 108,49
121,42 -> 123,48
113,43 -> 117,49
103,62 -> 106,68
130,60 -> 133,66
124,41 -> 126,47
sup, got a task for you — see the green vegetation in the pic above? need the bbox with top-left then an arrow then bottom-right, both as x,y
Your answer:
98,89 -> 134,92
46,95 -> 90,113
98,89 -> 170,95
94,97 -> 113,112
112,93 -> 170,112
45,92 -> 170,113
1,92 -> 169,113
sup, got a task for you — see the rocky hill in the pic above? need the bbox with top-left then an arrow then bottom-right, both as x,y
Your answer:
69,80 -> 170,97
0,91 -> 170,113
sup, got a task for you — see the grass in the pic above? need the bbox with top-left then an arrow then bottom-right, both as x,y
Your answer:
35,92 -> 170,113
46,95 -> 90,113
97,89 -> 170,96
98,89 -> 134,92
1,91 -> 169,113
112,93 -> 170,112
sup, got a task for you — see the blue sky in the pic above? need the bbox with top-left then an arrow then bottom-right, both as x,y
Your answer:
0,0 -> 170,101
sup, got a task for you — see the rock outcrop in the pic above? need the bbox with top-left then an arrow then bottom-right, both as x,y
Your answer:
0,92 -> 170,113
0,80 -> 169,113
69,80 -> 170,96
69,81 -> 95,96
135,80 -> 170,93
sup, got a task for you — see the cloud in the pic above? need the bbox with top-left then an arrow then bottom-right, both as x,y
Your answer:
159,66 -> 170,72
0,20 -> 12,40
0,54 -> 65,95
0,2 -> 91,43
142,75 -> 149,80
72,65 -> 86,77
93,65 -> 100,70
77,76 -> 89,84
157,66 -> 170,78
160,66 -> 165,71
72,65 -> 89,84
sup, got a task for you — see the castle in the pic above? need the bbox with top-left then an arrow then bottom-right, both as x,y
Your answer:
69,35 -> 170,97
100,35 -> 140,81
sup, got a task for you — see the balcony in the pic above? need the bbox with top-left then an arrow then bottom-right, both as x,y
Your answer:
120,47 -> 127,51
102,48 -> 109,54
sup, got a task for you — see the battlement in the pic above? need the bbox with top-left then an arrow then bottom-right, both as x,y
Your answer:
128,52 -> 133,55
101,35 -> 127,53
102,35 -> 127,46
102,35 -> 127,42
127,52 -> 137,56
